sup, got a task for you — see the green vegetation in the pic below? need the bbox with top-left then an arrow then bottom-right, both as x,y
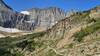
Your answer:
74,20 -> 100,42
0,48 -> 24,56
71,12 -> 90,25
16,31 -> 46,50
68,43 -> 74,48
13,52 -> 24,56
0,31 -> 46,56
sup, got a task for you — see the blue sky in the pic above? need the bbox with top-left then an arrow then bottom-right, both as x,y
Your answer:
4,0 -> 100,12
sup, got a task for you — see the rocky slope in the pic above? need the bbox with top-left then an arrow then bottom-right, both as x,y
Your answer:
0,6 -> 100,56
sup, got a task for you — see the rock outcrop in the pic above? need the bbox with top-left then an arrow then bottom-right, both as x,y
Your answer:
27,7 -> 66,31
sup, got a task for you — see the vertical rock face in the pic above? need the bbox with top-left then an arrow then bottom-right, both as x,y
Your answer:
0,0 -> 31,31
0,0 -> 66,32
27,7 -> 66,31
0,0 -> 15,28
0,0 -> 12,10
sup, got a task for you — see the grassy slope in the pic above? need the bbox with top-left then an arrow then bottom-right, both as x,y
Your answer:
73,20 -> 100,42
0,31 -> 46,56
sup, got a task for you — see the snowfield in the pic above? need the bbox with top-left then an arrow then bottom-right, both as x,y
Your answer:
0,34 -> 5,38
0,26 -> 22,33
20,11 -> 30,15
0,27 -> 32,37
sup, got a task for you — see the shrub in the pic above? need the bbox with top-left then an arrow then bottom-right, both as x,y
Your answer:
68,43 -> 73,48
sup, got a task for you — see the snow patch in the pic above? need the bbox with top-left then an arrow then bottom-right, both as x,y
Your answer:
0,27 -> 22,33
0,34 -> 5,38
20,11 -> 30,15
25,20 -> 35,23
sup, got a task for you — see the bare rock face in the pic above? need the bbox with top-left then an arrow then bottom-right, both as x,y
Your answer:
0,0 -> 33,31
0,7 -> 32,31
0,0 -> 66,32
0,0 -> 67,37
26,7 -> 66,31
0,0 -> 12,10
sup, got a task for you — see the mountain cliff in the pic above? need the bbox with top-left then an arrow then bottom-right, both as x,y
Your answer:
0,0 -> 31,31
0,0 -> 66,32
0,0 -> 66,37
27,7 -> 66,31
0,0 -> 12,10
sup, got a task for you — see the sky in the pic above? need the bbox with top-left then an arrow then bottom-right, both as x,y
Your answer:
4,0 -> 100,12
